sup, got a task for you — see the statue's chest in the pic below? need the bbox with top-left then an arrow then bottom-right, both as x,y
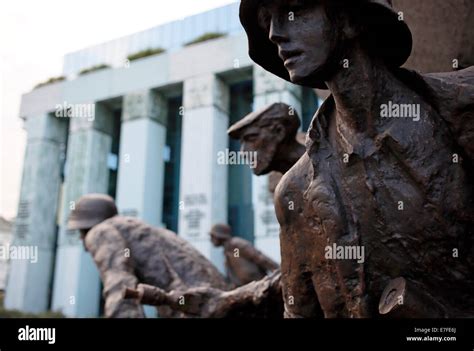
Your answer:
303,115 -> 456,253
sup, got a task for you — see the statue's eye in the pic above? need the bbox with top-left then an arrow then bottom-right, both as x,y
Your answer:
257,7 -> 272,31
244,133 -> 259,142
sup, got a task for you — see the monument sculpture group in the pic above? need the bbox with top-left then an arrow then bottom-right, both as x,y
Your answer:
68,0 -> 473,318
240,0 -> 473,317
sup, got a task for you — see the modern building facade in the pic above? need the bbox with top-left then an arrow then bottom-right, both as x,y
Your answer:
6,0 -> 472,318
0,217 -> 13,291
5,3 -> 319,317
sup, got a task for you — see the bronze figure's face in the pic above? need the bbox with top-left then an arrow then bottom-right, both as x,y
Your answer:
258,0 -> 332,85
210,232 -> 226,247
209,224 -> 232,247
240,123 -> 284,175
228,103 -> 304,176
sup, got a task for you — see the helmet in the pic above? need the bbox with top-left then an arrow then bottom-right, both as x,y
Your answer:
209,224 -> 232,239
67,193 -> 118,230
239,0 -> 413,89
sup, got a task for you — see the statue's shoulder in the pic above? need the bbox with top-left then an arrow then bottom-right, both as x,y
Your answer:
422,66 -> 474,106
422,67 -> 474,161
276,153 -> 312,193
228,237 -> 250,249
392,66 -> 474,108
274,153 -> 312,224
394,66 -> 474,161
85,217 -> 125,251
89,217 -> 120,235
423,66 -> 474,89
88,216 -> 145,239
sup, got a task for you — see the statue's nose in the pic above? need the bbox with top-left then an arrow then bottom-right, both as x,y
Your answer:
269,17 -> 289,45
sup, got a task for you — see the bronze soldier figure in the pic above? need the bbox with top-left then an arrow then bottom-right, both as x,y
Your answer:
228,102 -> 306,176
210,224 -> 278,286
228,102 -> 306,193
131,103 -> 307,316
240,0 -> 474,317
67,193 -> 229,318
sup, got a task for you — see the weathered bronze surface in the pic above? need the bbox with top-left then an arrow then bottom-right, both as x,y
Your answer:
228,103 -> 306,193
69,195 -> 283,318
124,271 -> 283,318
228,102 -> 306,176
86,216 -> 230,317
210,223 -> 279,287
67,193 -> 118,232
240,0 -> 474,317
67,195 -> 230,318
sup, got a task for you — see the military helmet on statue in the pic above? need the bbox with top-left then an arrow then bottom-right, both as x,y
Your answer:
67,193 -> 118,231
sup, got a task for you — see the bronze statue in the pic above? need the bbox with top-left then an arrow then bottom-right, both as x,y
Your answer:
68,194 -> 229,318
228,102 -> 306,176
228,102 -> 306,193
240,0 -> 474,317
124,271 -> 283,318
210,224 -> 278,286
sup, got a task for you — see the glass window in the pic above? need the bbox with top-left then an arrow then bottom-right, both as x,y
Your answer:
227,81 -> 254,243
162,96 -> 183,232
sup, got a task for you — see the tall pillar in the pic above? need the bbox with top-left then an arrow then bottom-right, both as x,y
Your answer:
51,103 -> 114,317
5,113 -> 67,313
252,66 -> 302,262
116,90 -> 167,227
179,74 -> 230,271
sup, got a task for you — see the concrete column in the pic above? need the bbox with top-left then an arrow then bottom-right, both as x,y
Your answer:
116,90 -> 167,227
252,66 -> 302,263
51,103 -> 114,317
179,74 -> 229,271
4,113 -> 67,313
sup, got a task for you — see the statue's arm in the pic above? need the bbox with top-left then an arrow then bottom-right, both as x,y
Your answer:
232,239 -> 279,272
424,67 -> 474,161
85,226 -> 145,318
124,271 -> 283,318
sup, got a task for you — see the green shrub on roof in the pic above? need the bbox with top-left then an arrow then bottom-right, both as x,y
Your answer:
127,48 -> 166,62
33,76 -> 66,89
185,32 -> 226,46
78,64 -> 110,76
